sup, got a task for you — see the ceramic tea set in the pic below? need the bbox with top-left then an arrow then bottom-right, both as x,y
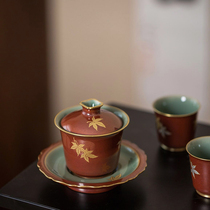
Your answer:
37,97 -> 210,197
38,98 -> 147,193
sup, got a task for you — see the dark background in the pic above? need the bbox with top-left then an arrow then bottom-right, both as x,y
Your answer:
0,0 -> 50,188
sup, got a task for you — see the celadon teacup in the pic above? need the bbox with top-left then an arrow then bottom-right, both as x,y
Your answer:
186,136 -> 210,198
153,95 -> 200,152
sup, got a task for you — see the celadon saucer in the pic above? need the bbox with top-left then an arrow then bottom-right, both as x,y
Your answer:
37,140 -> 147,194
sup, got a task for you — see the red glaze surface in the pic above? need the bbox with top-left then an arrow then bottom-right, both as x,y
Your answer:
154,112 -> 197,149
55,99 -> 129,177
61,104 -> 122,135
61,131 -> 123,177
189,155 -> 210,197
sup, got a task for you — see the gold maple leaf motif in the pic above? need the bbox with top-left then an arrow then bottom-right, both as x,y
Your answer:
81,148 -> 98,162
71,139 -> 84,156
87,116 -> 106,131
108,174 -> 122,181
70,138 -> 98,163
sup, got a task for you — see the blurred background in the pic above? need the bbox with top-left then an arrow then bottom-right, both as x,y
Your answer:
0,0 -> 209,188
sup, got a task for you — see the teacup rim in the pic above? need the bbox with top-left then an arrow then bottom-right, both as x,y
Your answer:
186,136 -> 210,162
152,95 -> 200,118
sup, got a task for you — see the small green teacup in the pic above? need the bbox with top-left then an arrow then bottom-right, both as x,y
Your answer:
186,136 -> 210,198
153,95 -> 200,152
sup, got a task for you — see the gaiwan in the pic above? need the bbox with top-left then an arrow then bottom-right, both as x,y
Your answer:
54,99 -> 130,177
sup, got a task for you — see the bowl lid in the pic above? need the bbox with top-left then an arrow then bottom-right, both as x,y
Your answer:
61,99 -> 123,135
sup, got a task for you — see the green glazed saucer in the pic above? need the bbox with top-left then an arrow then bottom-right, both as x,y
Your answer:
37,140 -> 147,194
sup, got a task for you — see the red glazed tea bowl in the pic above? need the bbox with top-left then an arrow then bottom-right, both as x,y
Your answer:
54,99 -> 130,178
153,95 -> 200,152
186,136 -> 210,198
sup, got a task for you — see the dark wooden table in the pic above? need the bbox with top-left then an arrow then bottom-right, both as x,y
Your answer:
1,104 -> 210,210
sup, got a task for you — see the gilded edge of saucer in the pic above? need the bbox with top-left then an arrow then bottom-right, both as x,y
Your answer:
37,140 -> 147,189
196,190 -> 210,198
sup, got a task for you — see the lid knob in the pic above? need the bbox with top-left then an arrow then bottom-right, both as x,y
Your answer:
61,99 -> 122,135
80,99 -> 103,116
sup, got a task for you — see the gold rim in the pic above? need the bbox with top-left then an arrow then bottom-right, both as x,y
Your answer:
54,104 -> 130,138
186,136 -> 210,161
152,95 -> 200,118
37,165 -> 147,189
37,141 -> 147,189
80,98 -> 103,110
161,144 -> 186,152
196,190 -> 210,198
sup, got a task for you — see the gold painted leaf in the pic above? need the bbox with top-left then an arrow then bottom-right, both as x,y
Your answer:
71,138 -> 98,163
108,174 -> 122,181
81,148 -> 98,162
81,149 -> 90,162
87,116 -> 106,131
71,139 -> 84,156
71,142 -> 78,150
76,144 -> 84,156
88,122 -> 94,127
93,123 -> 98,131
87,153 -> 98,159
115,174 -> 122,179
96,122 -> 106,128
